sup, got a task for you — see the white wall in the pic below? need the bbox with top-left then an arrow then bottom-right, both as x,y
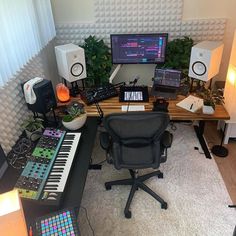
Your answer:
51,0 -> 94,23
51,0 -> 236,83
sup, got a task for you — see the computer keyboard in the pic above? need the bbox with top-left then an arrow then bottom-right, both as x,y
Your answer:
80,83 -> 120,105
155,86 -> 176,93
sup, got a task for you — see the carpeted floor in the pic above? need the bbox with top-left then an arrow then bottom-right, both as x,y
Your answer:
78,123 -> 236,236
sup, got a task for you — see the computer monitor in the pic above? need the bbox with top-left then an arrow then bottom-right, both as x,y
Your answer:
110,33 -> 168,64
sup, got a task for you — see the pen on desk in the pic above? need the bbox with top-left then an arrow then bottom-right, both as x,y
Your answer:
190,103 -> 193,110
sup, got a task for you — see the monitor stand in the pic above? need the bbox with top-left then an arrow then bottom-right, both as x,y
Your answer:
109,64 -> 122,83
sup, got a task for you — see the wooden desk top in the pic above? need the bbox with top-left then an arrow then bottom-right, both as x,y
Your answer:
58,95 -> 230,121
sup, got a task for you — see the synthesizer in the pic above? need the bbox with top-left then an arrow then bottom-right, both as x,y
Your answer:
14,128 -> 81,206
80,83 -> 123,105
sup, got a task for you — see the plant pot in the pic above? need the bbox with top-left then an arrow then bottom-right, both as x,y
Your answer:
25,128 -> 43,141
62,113 -> 87,130
202,105 -> 215,115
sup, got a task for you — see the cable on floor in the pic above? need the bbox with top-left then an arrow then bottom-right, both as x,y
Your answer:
80,206 -> 95,236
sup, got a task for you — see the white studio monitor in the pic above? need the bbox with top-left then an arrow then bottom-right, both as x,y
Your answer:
188,41 -> 224,82
55,44 -> 87,83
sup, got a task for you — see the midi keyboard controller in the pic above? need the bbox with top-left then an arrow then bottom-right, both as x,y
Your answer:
14,128 -> 81,206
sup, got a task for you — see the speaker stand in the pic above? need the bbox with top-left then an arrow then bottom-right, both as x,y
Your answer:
211,123 -> 228,157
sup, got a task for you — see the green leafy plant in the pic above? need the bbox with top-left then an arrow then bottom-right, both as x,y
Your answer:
62,102 -> 85,122
81,35 -> 112,87
21,116 -> 44,132
157,36 -> 194,77
197,87 -> 224,109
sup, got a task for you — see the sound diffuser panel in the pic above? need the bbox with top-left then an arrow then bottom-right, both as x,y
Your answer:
0,55 -> 45,153
55,0 -> 226,46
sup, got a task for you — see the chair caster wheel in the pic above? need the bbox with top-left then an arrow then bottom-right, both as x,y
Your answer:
125,210 -> 132,219
161,202 -> 168,209
105,183 -> 111,190
157,172 -> 163,178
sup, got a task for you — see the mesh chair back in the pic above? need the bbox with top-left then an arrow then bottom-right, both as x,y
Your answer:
103,112 -> 170,169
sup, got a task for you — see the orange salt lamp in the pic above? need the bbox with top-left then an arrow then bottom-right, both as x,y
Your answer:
56,83 -> 70,102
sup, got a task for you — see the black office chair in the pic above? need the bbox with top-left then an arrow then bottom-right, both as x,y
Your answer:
100,111 -> 173,218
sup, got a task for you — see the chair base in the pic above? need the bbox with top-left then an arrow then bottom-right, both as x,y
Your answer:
105,170 -> 167,218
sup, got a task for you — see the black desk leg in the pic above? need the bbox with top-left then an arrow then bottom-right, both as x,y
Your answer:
194,121 -> 212,159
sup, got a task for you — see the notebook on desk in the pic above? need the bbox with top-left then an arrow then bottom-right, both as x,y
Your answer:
151,68 -> 182,99
177,95 -> 203,112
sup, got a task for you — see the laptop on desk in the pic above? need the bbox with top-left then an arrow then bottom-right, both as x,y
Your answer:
151,68 -> 182,99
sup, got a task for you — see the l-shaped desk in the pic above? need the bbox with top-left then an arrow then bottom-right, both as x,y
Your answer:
0,94 -> 229,228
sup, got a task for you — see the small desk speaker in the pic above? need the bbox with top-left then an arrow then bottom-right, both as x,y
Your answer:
23,79 -> 57,114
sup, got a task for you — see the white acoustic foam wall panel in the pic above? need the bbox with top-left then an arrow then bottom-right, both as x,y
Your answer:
0,54 -> 45,154
55,0 -> 226,46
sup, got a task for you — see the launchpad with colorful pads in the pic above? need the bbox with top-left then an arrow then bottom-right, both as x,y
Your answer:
34,208 -> 80,236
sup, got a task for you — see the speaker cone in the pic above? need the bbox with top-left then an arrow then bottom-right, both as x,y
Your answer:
71,63 -> 84,77
192,61 -> 207,76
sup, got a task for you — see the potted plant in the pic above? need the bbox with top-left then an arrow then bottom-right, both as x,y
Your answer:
197,87 -> 224,114
81,35 -> 112,87
157,37 -> 194,75
62,102 -> 87,130
21,116 -> 44,141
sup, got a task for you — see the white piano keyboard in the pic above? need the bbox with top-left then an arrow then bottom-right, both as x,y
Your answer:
44,132 -> 81,193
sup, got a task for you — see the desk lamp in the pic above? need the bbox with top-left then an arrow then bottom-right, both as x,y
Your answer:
0,189 -> 28,236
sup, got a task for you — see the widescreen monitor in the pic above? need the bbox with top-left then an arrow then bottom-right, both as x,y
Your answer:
110,33 -> 168,64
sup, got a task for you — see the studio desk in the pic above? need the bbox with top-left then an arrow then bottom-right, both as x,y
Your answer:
0,94 -> 228,227
63,94 -> 229,159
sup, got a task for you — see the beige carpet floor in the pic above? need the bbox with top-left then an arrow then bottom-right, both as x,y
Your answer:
78,123 -> 236,236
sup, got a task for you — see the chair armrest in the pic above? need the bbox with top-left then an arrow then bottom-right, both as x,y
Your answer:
161,131 -> 173,148
100,131 -> 111,150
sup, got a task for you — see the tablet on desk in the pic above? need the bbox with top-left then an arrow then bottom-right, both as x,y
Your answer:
119,86 -> 149,102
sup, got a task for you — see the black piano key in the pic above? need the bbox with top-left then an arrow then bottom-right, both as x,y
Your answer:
48,174 -> 61,178
48,178 -> 61,181
59,147 -> 71,152
52,168 -> 64,171
54,161 -> 67,164
47,180 -> 60,182
45,184 -> 58,187
51,170 -> 64,173
57,154 -> 69,157
53,163 -> 66,166
64,135 -> 75,140
44,187 -> 58,190
62,141 -> 73,145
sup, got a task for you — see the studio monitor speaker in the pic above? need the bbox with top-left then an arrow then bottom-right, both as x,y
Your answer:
188,41 -> 224,81
23,79 -> 57,114
55,43 -> 87,83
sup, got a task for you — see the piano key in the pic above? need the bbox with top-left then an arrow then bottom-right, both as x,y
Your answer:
53,164 -> 66,167
45,184 -> 58,187
44,187 -> 58,190
62,141 -> 73,145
